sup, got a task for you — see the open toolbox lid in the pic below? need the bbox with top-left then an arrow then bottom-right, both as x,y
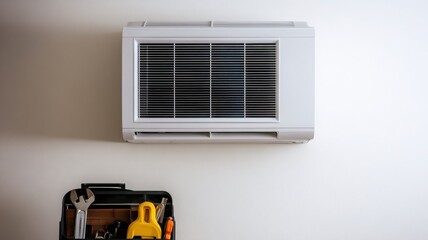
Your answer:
59,183 -> 175,240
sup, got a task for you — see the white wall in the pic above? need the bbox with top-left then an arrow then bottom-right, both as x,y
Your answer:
1,0 -> 428,239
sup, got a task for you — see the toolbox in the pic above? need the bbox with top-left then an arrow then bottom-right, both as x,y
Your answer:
59,183 -> 175,240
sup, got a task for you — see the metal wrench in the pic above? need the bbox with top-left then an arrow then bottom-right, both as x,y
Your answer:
70,189 -> 95,239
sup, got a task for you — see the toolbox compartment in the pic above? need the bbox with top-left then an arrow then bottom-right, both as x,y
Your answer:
59,183 -> 175,240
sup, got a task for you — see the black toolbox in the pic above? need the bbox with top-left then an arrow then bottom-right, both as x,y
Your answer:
59,183 -> 175,240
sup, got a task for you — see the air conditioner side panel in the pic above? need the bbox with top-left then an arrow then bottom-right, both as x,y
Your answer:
280,36 -> 315,129
122,37 -> 135,131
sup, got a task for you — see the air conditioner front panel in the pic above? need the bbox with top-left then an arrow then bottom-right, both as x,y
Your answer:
122,21 -> 314,143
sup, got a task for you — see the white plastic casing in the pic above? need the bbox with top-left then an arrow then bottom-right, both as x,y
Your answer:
122,21 -> 314,143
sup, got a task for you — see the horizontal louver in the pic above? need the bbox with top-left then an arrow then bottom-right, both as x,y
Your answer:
138,42 -> 277,118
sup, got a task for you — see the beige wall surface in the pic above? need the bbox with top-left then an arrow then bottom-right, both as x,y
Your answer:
1,0 -> 428,239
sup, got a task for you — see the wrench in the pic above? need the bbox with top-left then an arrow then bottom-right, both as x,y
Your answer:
70,189 -> 95,239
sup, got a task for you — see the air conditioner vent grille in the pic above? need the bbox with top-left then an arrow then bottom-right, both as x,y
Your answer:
138,42 -> 277,118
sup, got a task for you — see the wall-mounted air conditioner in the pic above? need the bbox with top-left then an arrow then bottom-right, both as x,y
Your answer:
122,21 -> 314,143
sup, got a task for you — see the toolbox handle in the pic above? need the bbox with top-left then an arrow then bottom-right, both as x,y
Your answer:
81,183 -> 126,189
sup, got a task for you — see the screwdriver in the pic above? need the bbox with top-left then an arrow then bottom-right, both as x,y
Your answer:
163,217 -> 174,240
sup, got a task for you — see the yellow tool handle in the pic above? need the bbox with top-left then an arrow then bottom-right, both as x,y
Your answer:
126,202 -> 162,239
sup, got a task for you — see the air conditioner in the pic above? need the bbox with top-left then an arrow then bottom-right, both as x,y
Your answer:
122,21 -> 314,143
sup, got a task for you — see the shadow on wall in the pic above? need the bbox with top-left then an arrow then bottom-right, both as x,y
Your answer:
0,22 -> 123,142
0,195 -> 45,239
